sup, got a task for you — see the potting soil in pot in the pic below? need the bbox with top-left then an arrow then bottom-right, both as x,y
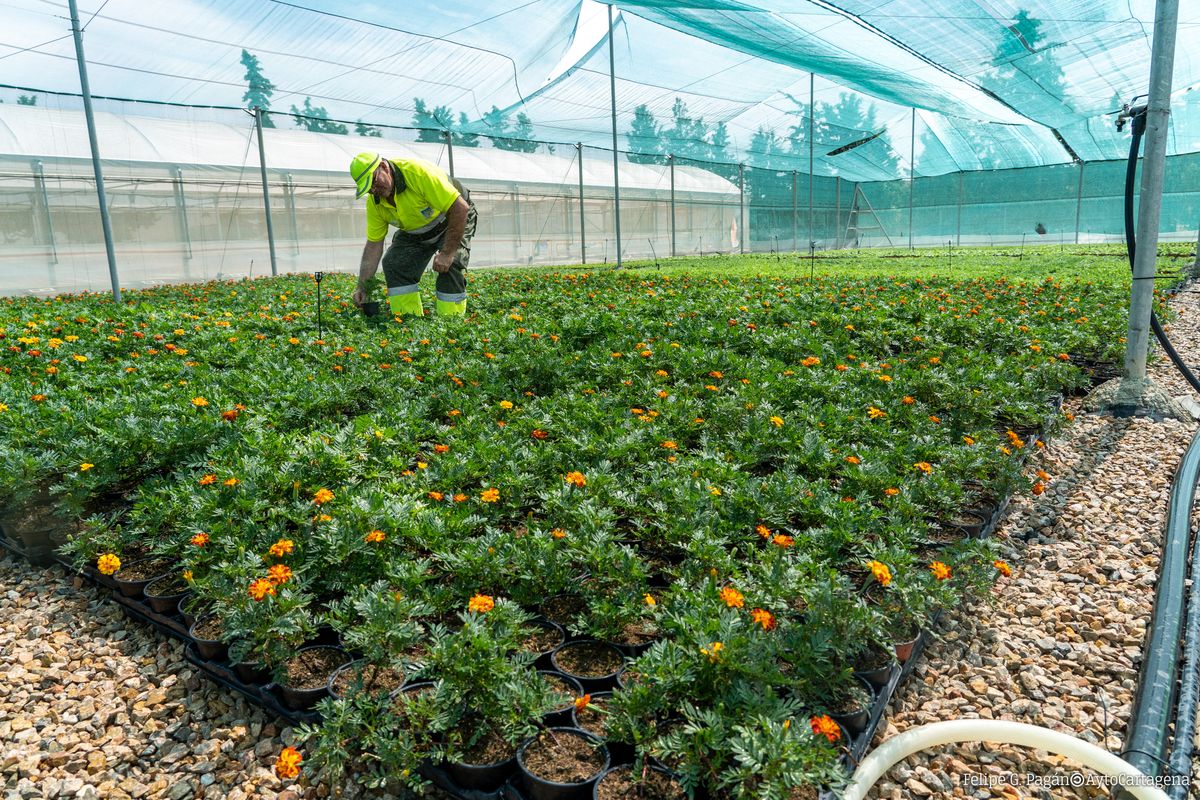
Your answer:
573,697 -> 608,737
332,664 -> 405,697
461,726 -> 516,766
556,643 -> 622,677
116,559 -> 171,582
285,648 -> 350,690
192,617 -> 224,641
523,730 -> 605,784
595,767 -> 685,800
523,626 -> 564,655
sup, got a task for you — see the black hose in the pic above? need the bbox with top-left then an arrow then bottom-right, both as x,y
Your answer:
1167,523 -> 1200,798
1123,112 -> 1200,395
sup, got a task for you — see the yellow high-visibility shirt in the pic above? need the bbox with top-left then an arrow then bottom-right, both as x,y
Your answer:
365,158 -> 460,241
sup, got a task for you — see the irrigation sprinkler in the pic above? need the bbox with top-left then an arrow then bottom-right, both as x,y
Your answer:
648,238 -> 660,269
314,271 -> 325,340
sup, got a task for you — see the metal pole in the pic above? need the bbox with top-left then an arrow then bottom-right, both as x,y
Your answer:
909,108 -> 916,250
285,172 -> 299,255
835,176 -> 841,249
669,154 -> 676,258
1120,0 -> 1178,390
607,3 -> 623,268
172,167 -> 192,281
68,0 -> 120,301
738,163 -> 745,254
32,160 -> 58,267
808,72 -> 814,254
792,170 -> 798,252
1074,161 -> 1085,245
957,171 -> 963,247
443,130 -> 455,179
252,106 -> 278,277
577,143 -> 586,264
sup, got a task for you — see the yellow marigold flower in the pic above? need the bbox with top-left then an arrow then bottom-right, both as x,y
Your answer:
770,415 -> 784,427
719,587 -> 744,608
661,440 -> 678,450
878,374 -> 892,382
884,487 -> 900,496
551,528 -> 567,539
72,354 -> 88,363
564,471 -> 587,488
709,486 -> 722,496
267,564 -> 292,585
223,477 -> 239,487
867,406 -> 886,419
644,593 -> 656,606
480,488 -> 500,503
191,397 -> 209,407
772,534 -> 794,548
700,641 -> 724,662
97,553 -> 121,575
248,578 -> 276,601
902,396 -> 915,405
365,529 -> 386,543
274,746 -> 302,779
913,461 -> 933,474
845,455 -> 861,465
499,400 -> 514,409
867,560 -> 892,587
994,560 -> 1013,578
182,570 -> 193,582
80,462 -> 94,472
288,337 -> 300,345
312,488 -> 334,505
269,539 -> 295,557
929,561 -> 952,581
963,436 -> 975,446
190,532 -> 209,547
810,714 -> 840,743
0,403 -> 7,413
468,594 -> 495,614
655,369 -> 669,377
750,608 -> 776,631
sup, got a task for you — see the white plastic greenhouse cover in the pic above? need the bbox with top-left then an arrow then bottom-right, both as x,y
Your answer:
0,105 -> 738,197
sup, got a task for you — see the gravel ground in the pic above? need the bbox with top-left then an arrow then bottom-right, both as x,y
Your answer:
4,288 -> 1200,800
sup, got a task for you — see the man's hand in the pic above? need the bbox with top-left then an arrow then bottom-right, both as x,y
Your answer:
352,284 -> 368,307
432,250 -> 454,274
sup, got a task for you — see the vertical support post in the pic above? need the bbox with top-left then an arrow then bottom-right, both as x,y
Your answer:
68,0 -> 120,301
285,172 -> 299,255
577,143 -> 586,264
443,130 -> 455,179
607,3 -> 623,268
808,72 -> 815,254
1074,161 -> 1085,245
792,170 -> 798,252
31,160 -> 59,268
956,171 -> 963,247
1120,0 -> 1178,392
514,184 -> 522,247
738,163 -> 745,254
908,108 -> 916,250
172,167 -> 192,279
252,106 -> 278,276
835,177 -> 842,249
669,154 -> 676,258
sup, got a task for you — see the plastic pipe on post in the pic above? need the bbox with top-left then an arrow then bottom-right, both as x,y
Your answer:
738,163 -> 745,255
577,143 -> 586,264
669,154 -> 676,258
957,171 -> 963,247
1075,161 -> 1085,245
252,106 -> 278,277
843,720 -> 1170,800
908,108 -> 916,250
284,172 -> 299,255
1167,503 -> 1200,798
443,130 -> 455,180
792,170 -> 798,252
68,0 -> 120,302
31,160 -> 58,268
1122,0 -> 1178,383
808,72 -> 814,255
172,167 -> 192,263
607,3 -> 623,269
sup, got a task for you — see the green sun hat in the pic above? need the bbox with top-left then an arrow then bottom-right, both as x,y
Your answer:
350,152 -> 382,199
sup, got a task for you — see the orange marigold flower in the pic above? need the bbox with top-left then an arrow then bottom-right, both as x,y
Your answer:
755,524 -> 772,540
902,396 -> 915,405
801,356 -> 820,367
249,578 -> 276,601
719,587 -> 745,608
31,394 -> 47,403
929,561 -> 952,581
913,461 -> 933,475
221,409 -> 239,422
845,455 -> 861,465
750,608 -> 776,631
867,560 -> 892,587
551,528 -> 567,539
428,491 -> 445,501
574,694 -> 592,712
191,532 -> 210,547
994,560 -> 1013,578
531,429 -> 549,440
480,488 -> 500,503
364,529 -> 386,543
198,473 -> 217,486
810,714 -> 841,743
434,444 -> 449,454
453,493 -> 468,503
772,534 -> 794,548
1031,481 -> 1045,495
1036,469 -> 1050,481
274,746 -> 302,780
884,487 -> 900,496
963,436 -> 976,446
312,488 -> 334,505
97,553 -> 121,575
700,641 -> 724,662
267,564 -> 293,585
191,396 -> 209,407
661,440 -> 678,450
835,364 -> 848,371
269,539 -> 295,557
564,471 -> 587,488
644,593 -> 656,606
468,594 -> 495,614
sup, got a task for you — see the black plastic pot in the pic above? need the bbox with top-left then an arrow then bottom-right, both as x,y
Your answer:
570,692 -> 633,765
445,740 -> 518,793
178,594 -> 208,629
189,615 -> 228,663
550,640 -> 625,693
112,558 -> 172,599
328,660 -> 408,700
276,645 -> 352,711
592,763 -> 687,800
827,677 -> 874,737
517,727 -> 610,800
539,670 -> 584,728
144,577 -> 189,615
525,618 -> 567,671
852,660 -> 894,692
232,660 -> 271,686
361,300 -> 381,317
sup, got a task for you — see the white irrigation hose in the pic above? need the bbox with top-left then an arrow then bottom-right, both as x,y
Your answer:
842,720 -> 1170,800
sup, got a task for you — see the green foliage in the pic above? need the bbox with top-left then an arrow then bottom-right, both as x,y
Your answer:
239,49 -> 276,127
290,97 -> 349,135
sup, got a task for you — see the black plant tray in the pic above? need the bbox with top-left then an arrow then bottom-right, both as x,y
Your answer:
183,643 -> 321,728
110,590 -> 192,643
0,530 -> 31,561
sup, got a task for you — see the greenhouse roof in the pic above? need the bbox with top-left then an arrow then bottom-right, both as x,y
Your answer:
0,105 -> 738,196
2,1 -> 1199,182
